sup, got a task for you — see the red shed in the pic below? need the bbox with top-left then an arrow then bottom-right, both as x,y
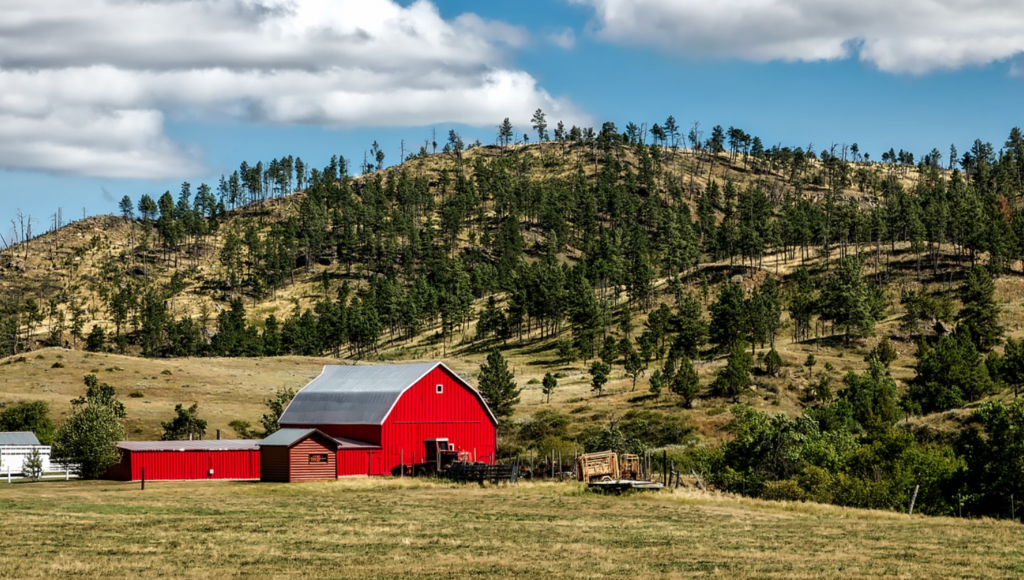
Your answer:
259,428 -> 353,482
105,440 -> 260,481
279,362 -> 498,476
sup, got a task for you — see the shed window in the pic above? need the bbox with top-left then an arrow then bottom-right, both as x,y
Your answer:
436,384 -> 444,394
309,453 -> 328,464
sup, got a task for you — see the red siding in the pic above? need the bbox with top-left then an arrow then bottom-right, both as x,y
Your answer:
337,449 -> 383,477
380,366 -> 497,475
288,438 -> 336,482
109,449 -> 260,481
287,424 -> 381,445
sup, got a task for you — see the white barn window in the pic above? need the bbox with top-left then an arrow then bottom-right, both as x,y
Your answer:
436,384 -> 444,394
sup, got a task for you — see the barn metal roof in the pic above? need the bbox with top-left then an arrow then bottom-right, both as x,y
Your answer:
279,362 -> 451,426
0,432 -> 41,446
117,440 -> 259,452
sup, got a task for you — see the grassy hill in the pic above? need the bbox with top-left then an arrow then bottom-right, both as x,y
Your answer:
0,141 -> 1015,440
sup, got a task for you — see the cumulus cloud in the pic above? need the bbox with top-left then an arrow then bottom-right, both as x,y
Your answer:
0,0 -> 585,178
571,0 -> 1024,74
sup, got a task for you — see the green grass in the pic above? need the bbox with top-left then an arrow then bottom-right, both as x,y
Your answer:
2,478 -> 1022,578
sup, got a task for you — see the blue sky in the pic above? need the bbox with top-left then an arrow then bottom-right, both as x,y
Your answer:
2,0 -> 1023,239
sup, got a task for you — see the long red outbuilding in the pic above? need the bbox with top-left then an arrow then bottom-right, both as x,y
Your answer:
105,440 -> 261,481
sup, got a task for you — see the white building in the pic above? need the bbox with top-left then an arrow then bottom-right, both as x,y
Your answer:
0,432 -> 51,475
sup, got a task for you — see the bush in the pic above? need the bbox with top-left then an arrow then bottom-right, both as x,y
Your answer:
51,362 -> 65,369
763,348 -> 783,377
128,391 -> 145,398
762,479 -> 807,502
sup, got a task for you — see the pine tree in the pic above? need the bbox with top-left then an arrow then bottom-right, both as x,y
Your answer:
160,403 -> 207,441
712,343 -> 753,401
589,360 -> 611,397
670,356 -> 700,408
542,372 -> 558,404
478,350 -> 520,422
531,109 -> 548,142
23,448 -> 44,482
710,281 -> 746,351
623,346 -> 646,391
957,265 -> 1003,352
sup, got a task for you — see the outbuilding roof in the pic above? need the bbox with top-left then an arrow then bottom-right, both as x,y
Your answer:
117,440 -> 259,452
0,432 -> 41,446
258,428 -> 380,449
279,362 -> 497,426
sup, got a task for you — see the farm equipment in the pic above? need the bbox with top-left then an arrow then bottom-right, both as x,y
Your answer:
576,450 -> 664,492
576,451 -> 620,482
391,438 -> 471,477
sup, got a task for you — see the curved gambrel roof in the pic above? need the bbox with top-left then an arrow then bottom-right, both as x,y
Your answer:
278,362 -> 498,427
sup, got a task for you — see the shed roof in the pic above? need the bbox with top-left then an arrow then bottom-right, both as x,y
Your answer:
258,428 -> 320,447
117,440 -> 259,452
279,362 -> 497,426
0,432 -> 41,446
258,428 -> 380,449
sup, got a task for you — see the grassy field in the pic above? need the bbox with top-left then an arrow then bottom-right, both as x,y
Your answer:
1,478 -> 1022,579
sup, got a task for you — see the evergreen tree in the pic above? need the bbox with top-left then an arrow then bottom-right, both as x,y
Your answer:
542,372 -> 558,404
712,343 -> 753,401
710,281 -> 747,351
531,109 -> 548,142
478,350 -> 520,422
763,348 -> 783,377
160,403 -> 207,441
23,447 -> 43,482
670,356 -> 701,408
648,369 -> 664,398
909,334 -> 995,413
818,256 -> 878,344
672,292 -> 708,359
957,265 -> 1003,352
84,325 -> 105,353
589,360 -> 611,397
623,345 -> 646,391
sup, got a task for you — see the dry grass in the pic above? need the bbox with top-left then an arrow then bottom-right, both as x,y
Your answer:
0,347 -> 333,440
1,478 -> 1021,579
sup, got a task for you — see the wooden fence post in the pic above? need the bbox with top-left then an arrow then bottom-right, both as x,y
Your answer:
908,485 -> 920,515
141,467 -> 145,491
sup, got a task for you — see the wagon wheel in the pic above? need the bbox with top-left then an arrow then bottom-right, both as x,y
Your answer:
600,475 -> 613,482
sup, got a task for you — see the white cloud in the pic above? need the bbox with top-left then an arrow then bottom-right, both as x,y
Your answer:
571,0 -> 1024,74
0,0 -> 585,178
549,28 -> 577,50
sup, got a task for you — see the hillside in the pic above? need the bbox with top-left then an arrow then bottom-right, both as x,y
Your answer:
4,130 -> 1024,519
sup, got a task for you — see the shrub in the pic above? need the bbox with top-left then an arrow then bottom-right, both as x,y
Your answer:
762,479 -> 807,502
128,391 -> 144,398
51,362 -> 65,369
763,348 -> 783,377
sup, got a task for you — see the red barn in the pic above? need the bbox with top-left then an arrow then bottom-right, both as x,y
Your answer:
278,362 -> 497,476
105,440 -> 260,481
